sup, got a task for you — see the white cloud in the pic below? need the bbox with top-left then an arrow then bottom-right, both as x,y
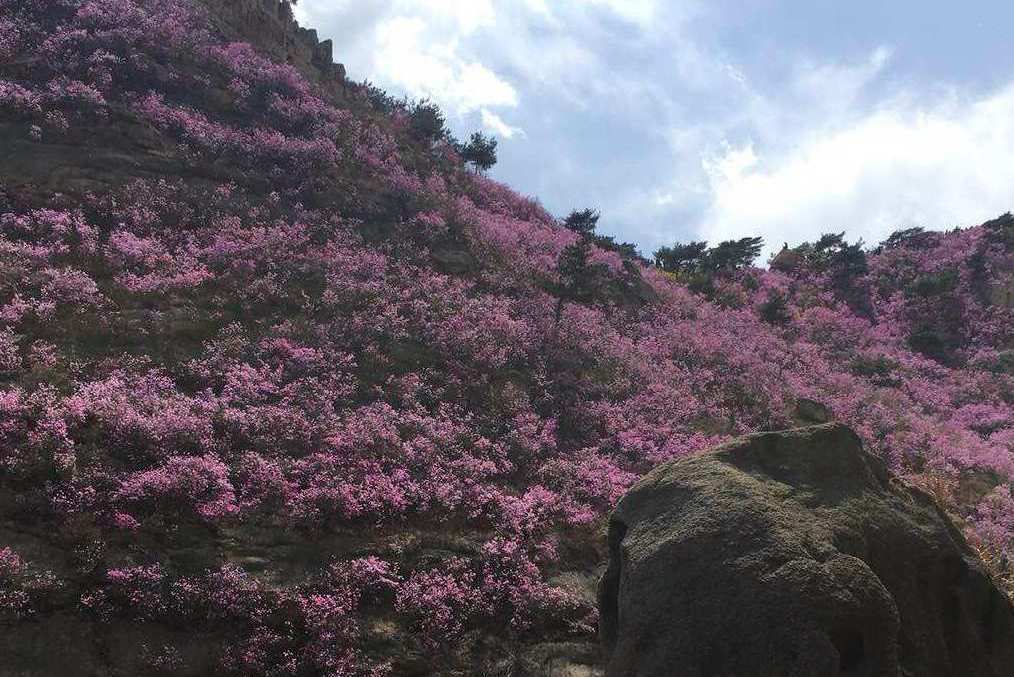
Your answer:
703,142 -> 758,186
294,0 -> 702,116
788,46 -> 894,122
424,0 -> 495,33
372,15 -> 517,114
481,109 -> 525,138
522,0 -> 553,18
698,83 -> 1014,256
295,1 -> 517,117
587,0 -> 659,26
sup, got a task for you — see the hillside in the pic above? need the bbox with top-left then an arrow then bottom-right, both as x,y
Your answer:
1,1 -> 1012,674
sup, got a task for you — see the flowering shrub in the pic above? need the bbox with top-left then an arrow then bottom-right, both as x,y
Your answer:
115,454 -> 238,524
0,0 -> 1011,670
83,564 -> 167,621
0,548 -> 62,622
0,547 -> 30,622
971,487 -> 1014,558
81,557 -> 400,675
396,559 -> 477,648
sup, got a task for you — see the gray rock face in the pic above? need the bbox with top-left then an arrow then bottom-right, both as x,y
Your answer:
599,424 -> 1014,677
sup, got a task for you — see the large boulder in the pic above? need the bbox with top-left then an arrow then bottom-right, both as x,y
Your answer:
598,424 -> 1014,677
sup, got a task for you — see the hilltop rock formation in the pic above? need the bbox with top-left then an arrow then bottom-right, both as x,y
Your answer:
194,0 -> 346,88
599,424 -> 1014,677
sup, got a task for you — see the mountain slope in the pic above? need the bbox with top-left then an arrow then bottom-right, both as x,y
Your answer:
1,1 -> 1012,674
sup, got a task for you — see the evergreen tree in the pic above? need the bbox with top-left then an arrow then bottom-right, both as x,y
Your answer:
653,241 -> 708,274
878,227 -> 938,251
759,291 -> 790,325
552,238 -> 609,324
410,100 -> 447,144
702,237 -> 763,273
461,132 -> 498,172
562,208 -> 600,236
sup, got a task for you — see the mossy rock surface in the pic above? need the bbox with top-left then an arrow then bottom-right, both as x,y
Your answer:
599,424 -> 1014,677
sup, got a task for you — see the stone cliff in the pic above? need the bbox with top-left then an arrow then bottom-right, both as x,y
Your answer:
193,0 -> 346,90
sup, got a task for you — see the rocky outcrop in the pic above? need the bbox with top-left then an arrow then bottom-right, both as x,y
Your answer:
599,424 -> 1014,677
194,0 -> 346,89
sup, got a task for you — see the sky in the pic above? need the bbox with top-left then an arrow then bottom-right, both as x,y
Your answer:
294,0 -> 1014,259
